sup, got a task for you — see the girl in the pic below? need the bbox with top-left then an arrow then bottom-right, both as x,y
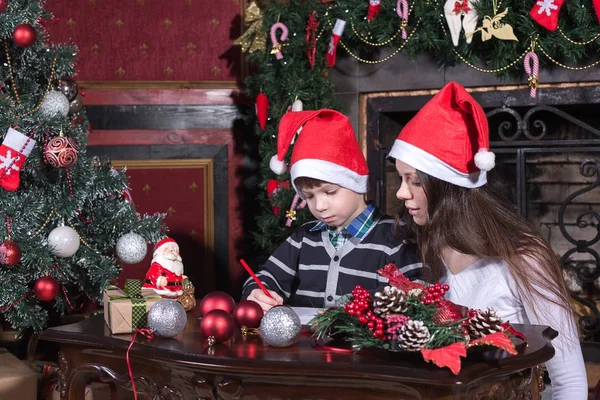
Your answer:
389,81 -> 586,399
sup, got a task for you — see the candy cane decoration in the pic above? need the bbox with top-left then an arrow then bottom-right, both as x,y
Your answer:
270,22 -> 289,60
397,0 -> 409,39
524,51 -> 539,98
285,194 -> 307,227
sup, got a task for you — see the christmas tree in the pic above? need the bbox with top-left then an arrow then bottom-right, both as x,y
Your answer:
0,1 -> 165,332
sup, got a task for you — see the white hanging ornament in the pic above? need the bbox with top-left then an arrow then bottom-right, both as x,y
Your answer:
40,90 -> 70,117
48,225 -> 80,258
116,232 -> 147,264
291,99 -> 303,112
443,0 -> 478,47
290,98 -> 303,145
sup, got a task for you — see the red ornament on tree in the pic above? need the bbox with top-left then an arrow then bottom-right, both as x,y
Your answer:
44,136 -> 79,168
255,93 -> 269,130
529,0 -> 565,31
34,276 -> 59,301
201,309 -> 235,344
233,300 -> 264,328
12,24 -> 37,47
367,0 -> 381,22
266,179 -> 290,215
199,291 -> 236,317
0,240 -> 21,266
0,0 -> 8,13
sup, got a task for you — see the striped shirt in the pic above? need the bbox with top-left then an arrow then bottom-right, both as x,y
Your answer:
242,207 -> 423,308
311,204 -> 376,249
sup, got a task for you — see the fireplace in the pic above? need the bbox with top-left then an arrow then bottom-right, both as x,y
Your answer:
362,83 -> 600,342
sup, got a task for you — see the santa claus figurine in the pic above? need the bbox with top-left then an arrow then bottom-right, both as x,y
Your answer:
142,238 -> 185,297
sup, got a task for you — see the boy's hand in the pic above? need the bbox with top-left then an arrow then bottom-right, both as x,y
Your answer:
247,288 -> 283,312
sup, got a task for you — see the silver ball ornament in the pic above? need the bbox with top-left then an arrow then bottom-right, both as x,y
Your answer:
47,226 -> 80,258
147,299 -> 187,338
116,232 -> 147,264
40,90 -> 70,117
259,306 -> 301,347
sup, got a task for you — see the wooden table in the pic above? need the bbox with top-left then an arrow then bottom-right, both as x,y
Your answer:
39,307 -> 556,400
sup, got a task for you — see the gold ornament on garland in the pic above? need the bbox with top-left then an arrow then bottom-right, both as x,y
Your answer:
233,2 -> 267,53
466,7 -> 517,42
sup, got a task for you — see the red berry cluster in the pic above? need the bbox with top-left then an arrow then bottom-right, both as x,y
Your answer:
421,283 -> 450,305
344,286 -> 385,340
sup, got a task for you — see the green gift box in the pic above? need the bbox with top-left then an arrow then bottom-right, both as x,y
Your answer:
103,280 -> 162,334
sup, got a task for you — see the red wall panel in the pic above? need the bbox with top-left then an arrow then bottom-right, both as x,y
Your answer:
44,0 -> 243,82
86,88 -> 246,295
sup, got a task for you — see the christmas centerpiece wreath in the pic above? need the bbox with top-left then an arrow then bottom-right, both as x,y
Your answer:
310,264 -> 526,374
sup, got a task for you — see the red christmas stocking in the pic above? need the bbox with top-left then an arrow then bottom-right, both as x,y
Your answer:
327,19 -> 346,68
367,0 -> 381,22
529,0 -> 565,31
0,128 -> 35,192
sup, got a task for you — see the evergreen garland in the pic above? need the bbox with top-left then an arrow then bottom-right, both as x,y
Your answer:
244,0 -> 600,262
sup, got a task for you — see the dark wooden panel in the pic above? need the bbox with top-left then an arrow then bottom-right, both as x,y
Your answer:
83,88 -> 246,106
86,105 -> 243,130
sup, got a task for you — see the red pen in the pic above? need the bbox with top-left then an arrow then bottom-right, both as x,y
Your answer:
240,259 -> 273,299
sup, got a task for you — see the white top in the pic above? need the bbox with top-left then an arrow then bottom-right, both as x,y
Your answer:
440,258 -> 587,400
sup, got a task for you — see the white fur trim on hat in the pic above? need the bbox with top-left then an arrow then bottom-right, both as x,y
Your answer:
290,158 -> 368,196
270,154 -> 287,175
474,148 -> 495,171
389,140 -> 487,188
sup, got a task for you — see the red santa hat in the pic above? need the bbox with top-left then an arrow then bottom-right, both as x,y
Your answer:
388,81 -> 495,188
153,237 -> 176,256
269,109 -> 369,194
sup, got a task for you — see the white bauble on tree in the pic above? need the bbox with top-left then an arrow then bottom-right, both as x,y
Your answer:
116,232 -> 147,264
48,226 -> 80,258
40,90 -> 70,117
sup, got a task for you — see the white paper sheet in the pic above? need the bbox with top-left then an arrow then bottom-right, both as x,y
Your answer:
289,306 -> 321,325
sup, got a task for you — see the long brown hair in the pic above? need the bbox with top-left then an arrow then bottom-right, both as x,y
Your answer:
395,171 -> 573,321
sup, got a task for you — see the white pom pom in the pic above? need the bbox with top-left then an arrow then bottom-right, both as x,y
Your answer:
270,155 -> 287,175
474,149 -> 495,171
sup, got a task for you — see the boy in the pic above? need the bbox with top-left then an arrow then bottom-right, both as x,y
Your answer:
242,109 -> 422,311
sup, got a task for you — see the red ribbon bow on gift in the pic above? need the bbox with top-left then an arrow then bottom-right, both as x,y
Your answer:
453,0 -> 471,15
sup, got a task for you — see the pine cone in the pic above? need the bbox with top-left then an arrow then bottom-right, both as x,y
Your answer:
397,320 -> 430,351
467,308 -> 504,338
373,286 -> 407,316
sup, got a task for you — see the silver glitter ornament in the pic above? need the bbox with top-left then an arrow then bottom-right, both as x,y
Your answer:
259,306 -> 301,347
40,90 -> 70,117
147,299 -> 187,338
116,232 -> 147,264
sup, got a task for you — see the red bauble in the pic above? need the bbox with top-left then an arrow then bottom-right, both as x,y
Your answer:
44,137 -> 79,168
198,291 -> 236,317
0,240 -> 21,266
12,24 -> 37,47
34,276 -> 59,302
0,0 -> 8,13
200,309 -> 235,344
233,300 -> 264,328
266,179 -> 290,215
